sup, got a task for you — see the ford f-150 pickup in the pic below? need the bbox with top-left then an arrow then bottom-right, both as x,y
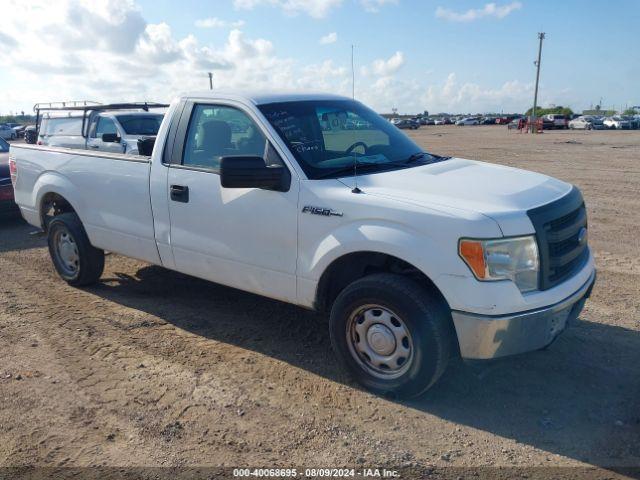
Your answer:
9,92 -> 596,398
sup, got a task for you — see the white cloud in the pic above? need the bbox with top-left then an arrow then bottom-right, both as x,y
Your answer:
0,0 -> 557,117
298,60 -> 348,90
0,31 -> 18,48
360,0 -> 397,13
0,0 -> 297,111
421,72 -> 533,113
435,2 -> 522,22
138,23 -> 183,64
233,0 -> 343,18
319,32 -> 338,44
195,17 -> 246,28
362,51 -> 405,77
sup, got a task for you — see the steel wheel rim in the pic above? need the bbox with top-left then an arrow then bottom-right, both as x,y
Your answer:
346,304 -> 414,379
53,228 -> 79,276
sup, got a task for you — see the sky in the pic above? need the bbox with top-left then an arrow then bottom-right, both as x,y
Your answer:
1,0 -> 638,115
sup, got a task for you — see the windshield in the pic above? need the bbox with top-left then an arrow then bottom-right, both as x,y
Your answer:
116,114 -> 163,135
258,100 -> 438,179
0,138 -> 8,152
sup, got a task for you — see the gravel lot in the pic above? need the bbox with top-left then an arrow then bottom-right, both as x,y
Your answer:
1,126 -> 639,478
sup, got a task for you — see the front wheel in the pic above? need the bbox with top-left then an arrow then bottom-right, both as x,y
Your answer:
329,274 -> 453,398
47,213 -> 105,286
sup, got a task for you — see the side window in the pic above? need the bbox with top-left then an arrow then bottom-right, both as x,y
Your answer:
182,104 -> 267,170
95,117 -> 117,138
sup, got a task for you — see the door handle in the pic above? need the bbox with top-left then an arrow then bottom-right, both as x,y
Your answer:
89,144 -> 100,149
170,184 -> 189,203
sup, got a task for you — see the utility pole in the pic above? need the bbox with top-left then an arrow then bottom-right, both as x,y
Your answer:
208,72 -> 213,90
530,32 -> 545,133
351,45 -> 355,99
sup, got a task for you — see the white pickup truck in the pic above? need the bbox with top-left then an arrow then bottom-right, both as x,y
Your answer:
10,92 -> 595,397
37,110 -> 165,155
32,102 -> 168,154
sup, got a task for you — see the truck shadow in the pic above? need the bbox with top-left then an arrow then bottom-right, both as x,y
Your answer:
90,264 -> 639,472
0,217 -> 43,253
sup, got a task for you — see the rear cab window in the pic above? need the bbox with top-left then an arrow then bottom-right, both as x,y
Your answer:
116,114 -> 163,136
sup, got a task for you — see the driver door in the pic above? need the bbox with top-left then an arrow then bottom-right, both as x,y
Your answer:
166,101 -> 300,303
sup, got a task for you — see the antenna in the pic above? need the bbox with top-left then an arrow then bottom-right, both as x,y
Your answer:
351,44 -> 355,99
208,72 -> 213,90
351,150 -> 361,194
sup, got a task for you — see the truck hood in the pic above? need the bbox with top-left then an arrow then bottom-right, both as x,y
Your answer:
338,157 -> 572,236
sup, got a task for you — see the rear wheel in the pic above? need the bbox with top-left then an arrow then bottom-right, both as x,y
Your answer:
47,213 -> 104,286
329,273 -> 453,398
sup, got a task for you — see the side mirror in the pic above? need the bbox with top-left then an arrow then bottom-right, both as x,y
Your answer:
102,133 -> 120,143
220,156 -> 290,192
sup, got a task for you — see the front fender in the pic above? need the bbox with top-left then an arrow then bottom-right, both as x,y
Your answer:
306,221 -> 460,282
297,220 -> 470,309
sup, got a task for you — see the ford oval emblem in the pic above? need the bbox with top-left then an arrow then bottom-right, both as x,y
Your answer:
577,227 -> 588,246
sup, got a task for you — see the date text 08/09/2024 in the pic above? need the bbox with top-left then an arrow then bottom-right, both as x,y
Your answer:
233,468 -> 400,477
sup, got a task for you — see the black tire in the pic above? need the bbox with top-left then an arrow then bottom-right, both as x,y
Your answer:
47,212 -> 104,286
329,273 -> 453,398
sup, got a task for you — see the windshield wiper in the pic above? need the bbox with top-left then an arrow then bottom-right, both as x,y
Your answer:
315,153 -> 435,180
314,162 -> 388,179
403,152 -> 426,164
402,152 -> 453,164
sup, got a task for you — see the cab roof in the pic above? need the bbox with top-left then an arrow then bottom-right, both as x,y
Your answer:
180,90 -> 353,106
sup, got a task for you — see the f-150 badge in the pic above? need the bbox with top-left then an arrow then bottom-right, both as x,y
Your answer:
302,206 -> 343,217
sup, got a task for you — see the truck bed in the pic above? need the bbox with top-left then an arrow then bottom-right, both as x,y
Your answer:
10,144 -> 161,265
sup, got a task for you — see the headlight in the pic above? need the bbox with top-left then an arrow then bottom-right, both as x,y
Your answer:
459,236 -> 539,293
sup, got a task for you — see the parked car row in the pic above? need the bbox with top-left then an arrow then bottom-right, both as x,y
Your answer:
602,115 -> 640,129
567,115 -> 640,130
390,118 -> 420,129
455,117 -> 480,126
390,112 -> 640,131
568,116 -> 605,130
0,123 -> 33,140
0,124 -> 17,140
0,137 -> 20,217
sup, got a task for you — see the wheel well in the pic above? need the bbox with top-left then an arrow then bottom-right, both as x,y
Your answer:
40,192 -> 76,231
315,251 -> 460,357
315,252 -> 448,312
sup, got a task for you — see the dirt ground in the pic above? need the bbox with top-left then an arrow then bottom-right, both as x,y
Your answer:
1,126 -> 639,478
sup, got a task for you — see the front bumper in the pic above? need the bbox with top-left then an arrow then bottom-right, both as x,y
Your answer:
451,270 -> 596,359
